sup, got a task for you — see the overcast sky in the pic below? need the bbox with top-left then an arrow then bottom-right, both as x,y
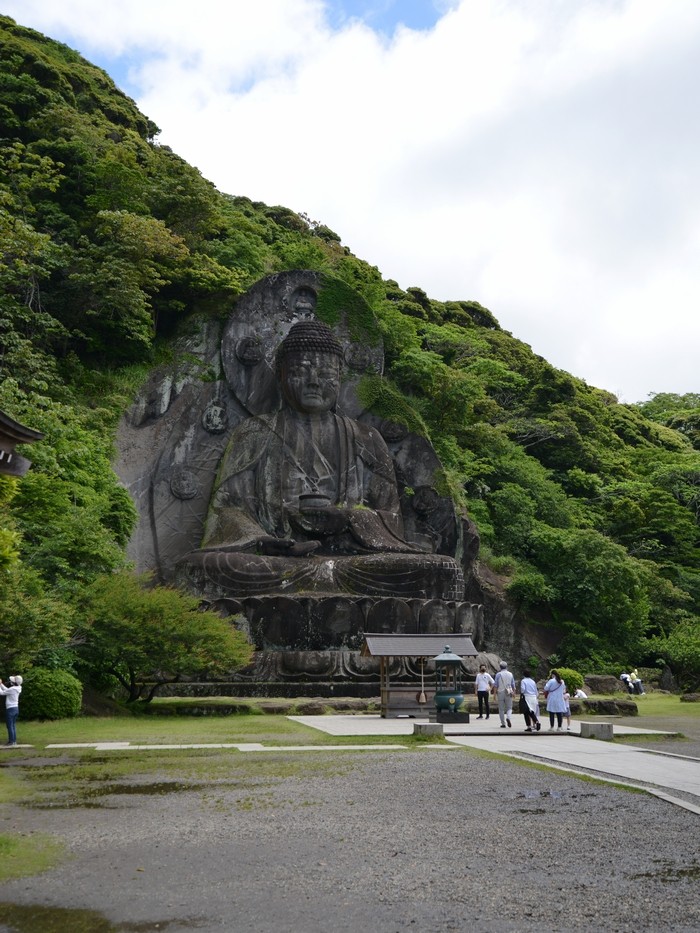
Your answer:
6,0 -> 700,403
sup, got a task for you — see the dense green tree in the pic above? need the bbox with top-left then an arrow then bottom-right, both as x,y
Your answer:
637,393 -> 700,450
0,564 -> 75,670
649,620 -> 700,692
79,572 -> 253,702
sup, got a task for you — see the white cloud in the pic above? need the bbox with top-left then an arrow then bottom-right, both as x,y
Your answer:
4,0 -> 700,401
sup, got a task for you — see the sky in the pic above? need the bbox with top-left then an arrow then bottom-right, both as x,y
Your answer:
4,0 -> 700,403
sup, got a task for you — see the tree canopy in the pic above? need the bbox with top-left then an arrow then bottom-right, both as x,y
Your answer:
80,572 -> 253,702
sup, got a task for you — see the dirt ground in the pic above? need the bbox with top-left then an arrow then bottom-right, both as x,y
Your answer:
0,707 -> 698,933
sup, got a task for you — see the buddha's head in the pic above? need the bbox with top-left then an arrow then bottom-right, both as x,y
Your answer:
276,321 -> 343,414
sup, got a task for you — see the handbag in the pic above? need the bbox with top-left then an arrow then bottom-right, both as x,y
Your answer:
518,694 -> 528,714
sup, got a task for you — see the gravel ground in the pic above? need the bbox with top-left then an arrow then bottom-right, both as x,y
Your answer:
0,745 -> 699,933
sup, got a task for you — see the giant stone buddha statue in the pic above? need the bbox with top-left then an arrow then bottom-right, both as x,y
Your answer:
187,320 -> 463,601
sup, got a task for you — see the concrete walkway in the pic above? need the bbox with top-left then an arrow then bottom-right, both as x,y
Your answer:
290,714 -> 700,813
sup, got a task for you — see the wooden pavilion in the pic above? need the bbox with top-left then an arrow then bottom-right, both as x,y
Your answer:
362,633 -> 478,718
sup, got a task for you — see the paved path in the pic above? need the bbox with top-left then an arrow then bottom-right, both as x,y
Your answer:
291,714 -> 700,812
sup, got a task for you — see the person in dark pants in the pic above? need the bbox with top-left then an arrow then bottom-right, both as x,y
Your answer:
474,665 -> 494,719
0,675 -> 22,747
519,669 -> 541,732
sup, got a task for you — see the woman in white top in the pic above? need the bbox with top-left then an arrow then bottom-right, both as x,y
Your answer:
519,670 -> 541,732
543,670 -> 567,731
0,675 -> 22,747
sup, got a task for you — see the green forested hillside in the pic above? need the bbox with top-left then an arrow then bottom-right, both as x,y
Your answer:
1,15 -> 699,686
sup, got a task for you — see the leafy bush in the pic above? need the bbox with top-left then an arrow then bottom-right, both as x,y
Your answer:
20,668 -> 83,720
551,667 -> 584,693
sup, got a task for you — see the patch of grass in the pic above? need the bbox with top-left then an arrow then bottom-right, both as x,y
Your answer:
0,833 -> 66,881
17,713 -> 321,746
582,693 -> 697,719
11,747 -> 367,812
0,770 -> 29,805
613,732 -> 685,746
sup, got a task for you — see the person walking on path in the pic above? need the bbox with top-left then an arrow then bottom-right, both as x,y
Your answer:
544,670 -> 567,731
0,675 -> 22,747
519,669 -> 541,732
474,665 -> 495,719
494,660 -> 515,729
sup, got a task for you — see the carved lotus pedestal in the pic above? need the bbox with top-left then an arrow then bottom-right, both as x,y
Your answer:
176,584 -> 484,696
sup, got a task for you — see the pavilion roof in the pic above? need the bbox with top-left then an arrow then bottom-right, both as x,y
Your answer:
362,633 -> 477,658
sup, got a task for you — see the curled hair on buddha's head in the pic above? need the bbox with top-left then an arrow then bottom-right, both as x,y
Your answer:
275,320 -> 343,375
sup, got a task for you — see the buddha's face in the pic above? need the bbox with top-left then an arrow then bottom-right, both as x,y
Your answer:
280,350 -> 340,414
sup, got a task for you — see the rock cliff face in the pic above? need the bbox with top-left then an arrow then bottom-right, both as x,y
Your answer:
463,561 -> 562,672
115,271 -> 515,695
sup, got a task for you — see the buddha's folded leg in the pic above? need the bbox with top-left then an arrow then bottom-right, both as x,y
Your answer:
184,551 -> 321,596
334,554 -> 464,600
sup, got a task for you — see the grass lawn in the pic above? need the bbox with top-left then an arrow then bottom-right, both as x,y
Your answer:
8,711 -> 423,751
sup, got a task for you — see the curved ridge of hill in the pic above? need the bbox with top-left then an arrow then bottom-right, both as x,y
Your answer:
1,14 -> 699,684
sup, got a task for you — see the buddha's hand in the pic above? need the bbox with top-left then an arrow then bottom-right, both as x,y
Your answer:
257,536 -> 321,557
290,506 -> 350,536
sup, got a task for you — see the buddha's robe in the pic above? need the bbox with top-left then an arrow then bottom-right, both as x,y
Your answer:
187,407 -> 463,599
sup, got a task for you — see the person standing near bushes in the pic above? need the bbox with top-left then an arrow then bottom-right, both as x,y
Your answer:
0,675 -> 22,747
519,669 -> 541,732
544,670 -> 567,731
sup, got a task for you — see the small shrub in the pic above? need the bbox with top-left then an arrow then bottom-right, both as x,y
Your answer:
20,668 -> 83,720
552,667 -> 584,693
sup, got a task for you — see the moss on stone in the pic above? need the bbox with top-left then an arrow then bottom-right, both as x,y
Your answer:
356,375 -> 428,437
317,274 -> 382,346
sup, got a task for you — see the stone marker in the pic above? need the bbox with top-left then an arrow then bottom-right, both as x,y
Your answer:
580,722 -> 614,740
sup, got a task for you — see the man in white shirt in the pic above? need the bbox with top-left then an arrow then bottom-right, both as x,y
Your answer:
474,665 -> 495,719
494,661 -> 515,729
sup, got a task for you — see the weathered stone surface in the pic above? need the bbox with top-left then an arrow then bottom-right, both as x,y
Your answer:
584,674 -> 625,695
414,722 -> 443,737
581,698 -> 638,716
579,721 -> 614,740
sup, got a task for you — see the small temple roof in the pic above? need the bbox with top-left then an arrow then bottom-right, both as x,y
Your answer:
0,410 -> 44,477
362,633 -> 478,658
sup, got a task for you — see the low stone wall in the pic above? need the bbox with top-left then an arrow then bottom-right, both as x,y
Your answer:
143,696 -> 380,716
145,695 -> 639,717
461,697 -> 637,717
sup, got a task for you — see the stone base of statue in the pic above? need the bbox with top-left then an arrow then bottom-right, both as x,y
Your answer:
172,561 -> 484,694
